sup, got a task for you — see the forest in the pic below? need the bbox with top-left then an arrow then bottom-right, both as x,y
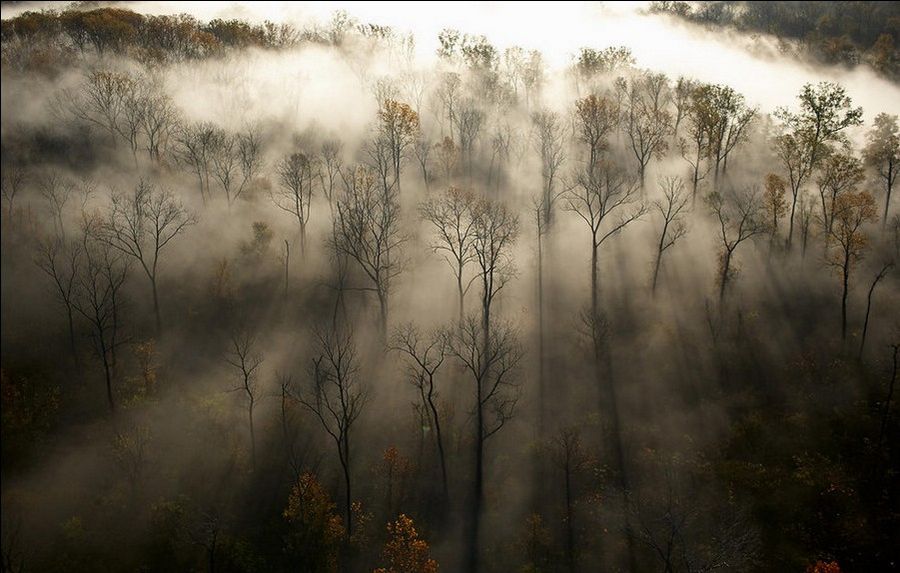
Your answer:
0,2 -> 898,572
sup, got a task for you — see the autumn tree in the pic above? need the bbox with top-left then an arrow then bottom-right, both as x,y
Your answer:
706,186 -> 768,302
374,514 -> 439,573
680,85 -> 714,202
863,113 -> 898,226
226,331 -> 263,470
696,83 -> 756,181
97,180 -> 196,333
763,173 -> 788,245
294,328 -> 367,537
816,152 -> 864,241
332,166 -> 407,339
379,99 -> 420,194
532,109 -> 567,226
827,191 -> 878,339
390,324 -> 449,501
273,152 -> 315,253
420,187 -> 477,324
283,472 -> 344,573
574,94 -> 617,180
776,82 -> 864,247
651,176 -> 689,293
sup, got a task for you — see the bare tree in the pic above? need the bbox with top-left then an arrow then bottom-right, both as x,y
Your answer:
390,323 -> 450,502
236,127 -> 263,202
97,180 -> 197,333
566,160 -> 646,313
226,331 -> 263,470
550,429 -> 592,573
176,122 -> 220,203
446,317 -> 522,573
318,140 -> 343,216
1,165 -> 26,225
532,109 -> 567,226
332,166 -> 407,340
40,172 -> 74,239
472,198 -> 520,342
436,72 -> 461,141
35,237 -> 83,376
140,89 -> 178,162
651,177 -> 689,293
454,100 -> 485,181
763,173 -> 788,247
211,131 -> 239,205
420,187 -> 478,324
413,136 -> 433,192
73,236 -> 129,413
797,191 -> 816,258
706,186 -> 768,302
294,328 -> 368,538
622,72 -> 673,187
272,152 -> 315,253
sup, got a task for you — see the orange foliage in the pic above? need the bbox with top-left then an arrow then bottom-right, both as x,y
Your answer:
374,514 -> 438,573
283,473 -> 344,572
806,560 -> 842,573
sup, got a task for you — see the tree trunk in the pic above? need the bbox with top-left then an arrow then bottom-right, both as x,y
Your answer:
878,345 -> 898,446
151,276 -> 162,335
458,270 -> 465,326
786,191 -> 798,249
719,250 -> 732,303
590,239 -> 599,317
248,401 -> 256,470
101,340 -> 114,413
378,289 -> 388,343
537,226 -> 546,435
564,457 -> 575,573
468,390 -> 485,573
67,306 -> 81,378
841,255 -> 850,341
428,391 -> 449,503
652,220 -> 668,295
341,438 -> 353,538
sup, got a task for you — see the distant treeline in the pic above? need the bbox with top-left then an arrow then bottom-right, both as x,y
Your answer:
0,4 -> 388,72
650,1 -> 899,79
